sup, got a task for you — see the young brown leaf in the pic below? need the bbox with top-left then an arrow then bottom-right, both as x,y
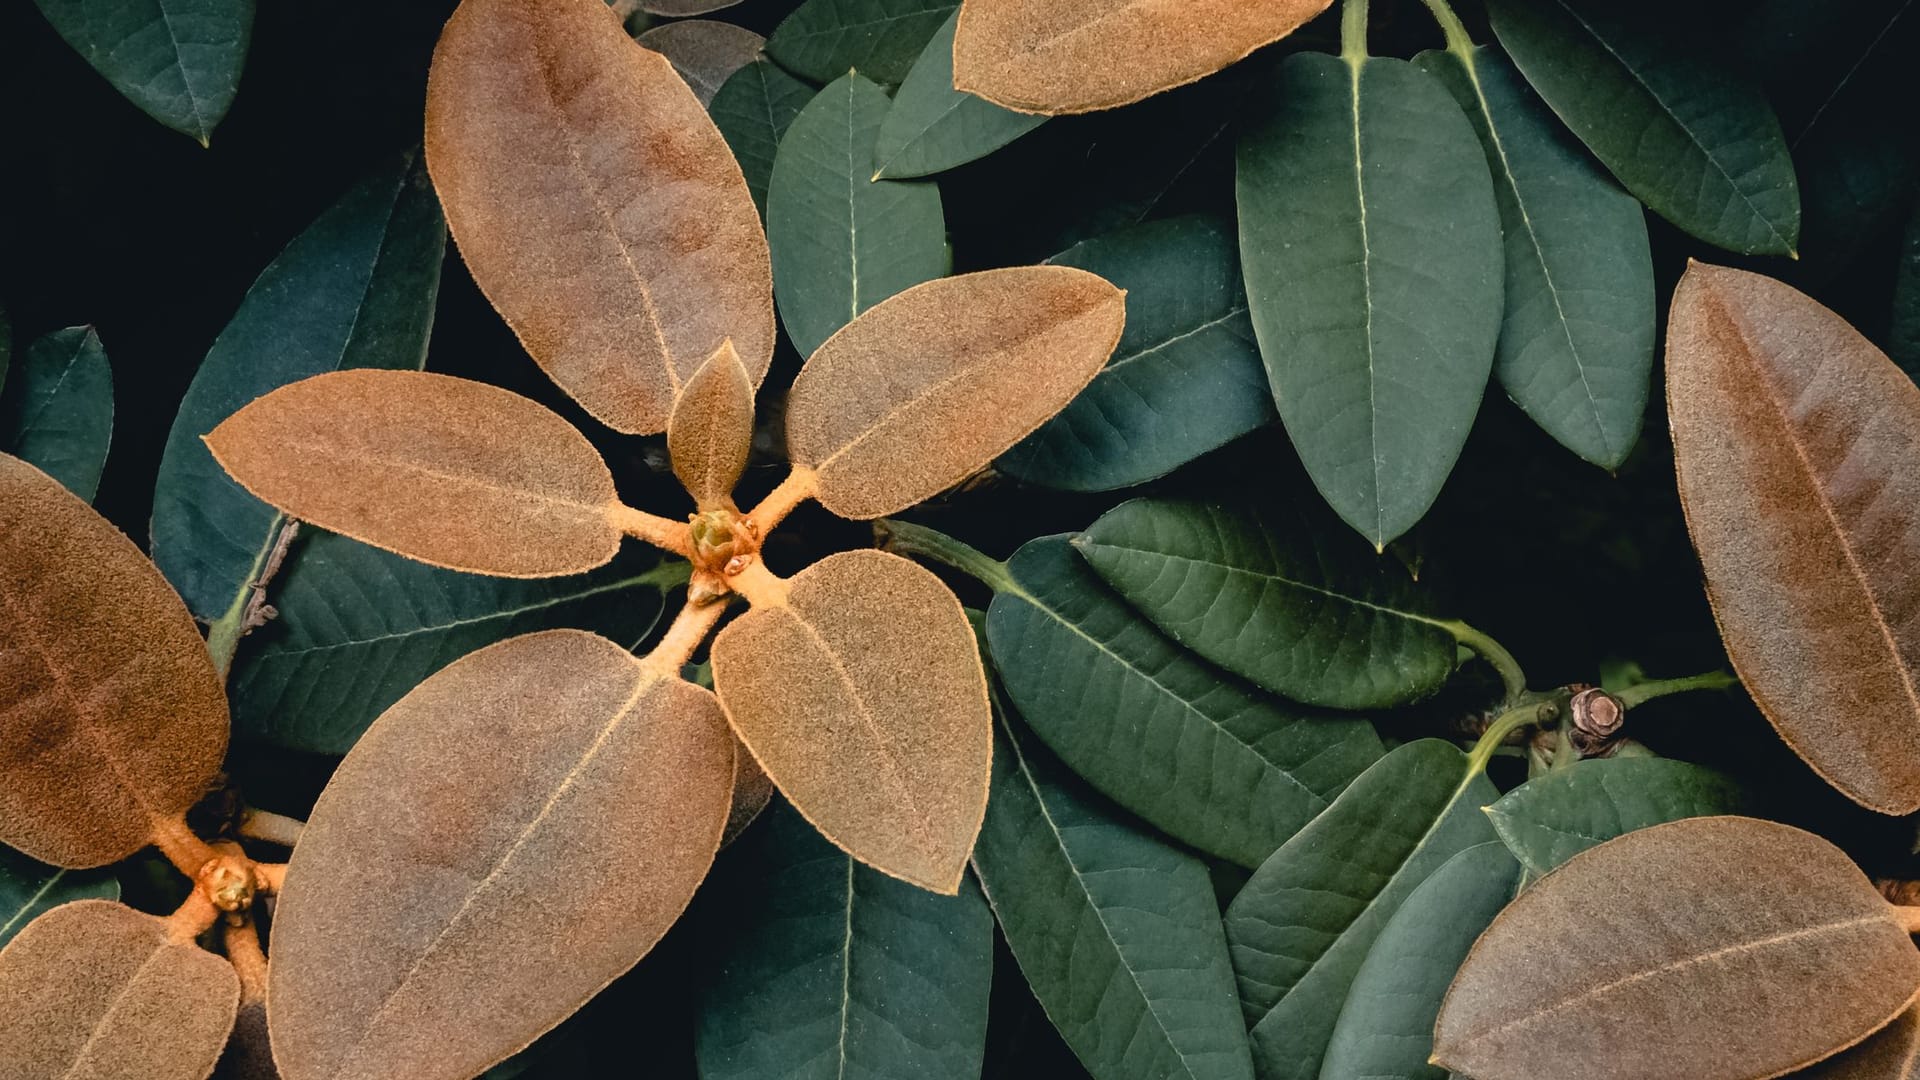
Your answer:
0,453 -> 228,868
1667,262 -> 1920,813
636,19 -> 766,107
0,900 -> 239,1080
951,0 -> 1333,115
1434,817 -> 1920,1080
668,340 -> 755,511
206,369 -> 634,578
785,266 -> 1125,520
267,630 -> 735,1080
710,550 -> 991,893
425,0 -> 774,434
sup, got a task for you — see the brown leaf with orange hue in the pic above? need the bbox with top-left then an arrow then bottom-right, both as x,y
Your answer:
0,900 -> 239,1080
785,267 -> 1125,520
1667,262 -> 1920,813
1434,817 -> 1920,1080
721,745 -> 776,847
710,550 -> 991,893
0,454 -> 228,868
669,340 -> 755,511
636,19 -> 765,106
426,0 -> 774,434
951,0 -> 1333,115
267,630 -> 734,1080
206,369 -> 630,578
1802,1006 -> 1920,1079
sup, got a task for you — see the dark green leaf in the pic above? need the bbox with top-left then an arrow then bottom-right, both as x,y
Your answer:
1320,843 -> 1521,1080
1416,46 -> 1653,470
710,59 -> 816,218
0,846 -> 118,949
228,531 -> 682,754
984,535 -> 1382,869
1485,0 -> 1800,256
871,11 -> 1044,180
0,327 -> 113,502
974,708 -> 1255,1080
1486,756 -> 1753,876
0,307 -> 11,391
31,0 -> 252,144
999,216 -> 1274,491
1224,739 -> 1498,1080
765,0 -> 958,85
767,72 -> 948,357
1237,52 -> 1503,547
1076,497 -> 1461,710
695,800 -> 993,1080
1896,201 -> 1920,381
151,151 -> 446,623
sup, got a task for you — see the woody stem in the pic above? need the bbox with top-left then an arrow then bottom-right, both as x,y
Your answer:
744,467 -> 819,536
640,598 -> 732,676
611,504 -> 694,556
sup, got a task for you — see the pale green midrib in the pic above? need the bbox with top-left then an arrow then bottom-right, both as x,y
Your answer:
874,91 -> 968,178
845,81 -> 863,323
0,872 -> 68,940
1346,54 -> 1386,545
151,0 -> 214,138
1098,306 -> 1250,375
1787,0 -> 1913,151
12,331 -> 96,442
834,854 -> 856,1080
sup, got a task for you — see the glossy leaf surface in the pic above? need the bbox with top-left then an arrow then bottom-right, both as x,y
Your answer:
872,11 -> 1045,179
0,454 -> 228,867
786,266 -> 1126,519
425,0 -> 773,434
765,0 -> 957,85
709,59 -> 815,218
269,630 -> 735,1080
1487,756 -> 1752,875
0,848 -> 118,949
1434,817 -> 1920,1080
31,0 -> 252,143
668,340 -> 756,510
1667,263 -> 1920,813
0,326 -> 113,501
636,18 -> 765,106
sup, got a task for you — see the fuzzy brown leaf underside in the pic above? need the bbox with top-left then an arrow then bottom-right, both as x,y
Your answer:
668,339 -> 757,511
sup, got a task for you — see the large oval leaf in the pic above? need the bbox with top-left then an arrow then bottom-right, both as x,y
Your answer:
205,369 -> 627,578
950,0 -> 1330,115
710,550 -> 990,893
425,0 -> 773,434
786,266 -> 1126,520
695,800 -> 993,1080
267,630 -> 735,1080
984,535 -> 1382,868
871,10 -> 1046,180
765,0 -> 957,85
1667,263 -> 1920,813
1485,0 -> 1799,256
767,71 -> 949,359
1487,756 -> 1752,876
30,0 -> 252,144
1238,52 -> 1503,548
0,326 -> 113,502
151,152 -> 446,622
709,59 -> 815,218
636,19 -> 764,106
0,454 -> 229,868
973,709 -> 1255,1080
1434,817 -> 1920,1080
1076,497 -> 1459,710
999,216 -> 1274,491
0,848 -> 118,949
1225,739 -> 1498,1080
1416,45 -> 1654,470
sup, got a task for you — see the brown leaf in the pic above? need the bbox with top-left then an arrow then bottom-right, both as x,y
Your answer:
206,370 -> 629,578
951,0 -> 1333,115
0,900 -> 239,1080
1433,816 -> 1920,1080
639,0 -> 742,13
709,550 -> 991,893
636,19 -> 765,106
0,454 -> 229,868
785,266 -> 1125,520
721,743 -> 776,848
267,630 -> 734,1080
1799,1006 -> 1920,1079
1667,262 -> 1920,813
668,339 -> 756,510
426,0 -> 773,434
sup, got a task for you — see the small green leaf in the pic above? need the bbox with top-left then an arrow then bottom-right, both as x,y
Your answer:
0,846 -> 118,949
871,10 -> 1045,180
767,72 -> 948,357
1485,0 -> 1800,256
1237,52 -> 1503,547
695,800 -> 993,1080
1416,46 -> 1653,470
1224,739 -> 1499,1080
228,531 -> 682,754
1320,843 -> 1521,1080
974,707 -> 1255,1080
1486,756 -> 1753,876
151,151 -> 446,623
0,327 -> 113,502
710,59 -> 817,219
999,216 -> 1274,491
1897,201 -> 1920,381
31,0 -> 252,144
765,0 -> 958,85
1076,497 -> 1460,710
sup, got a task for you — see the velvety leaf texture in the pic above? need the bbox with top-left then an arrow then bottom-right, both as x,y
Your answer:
1487,756 -> 1753,876
696,801 -> 993,1080
0,326 -> 113,502
636,18 -> 765,107
31,0 -> 253,143
668,340 -> 756,510
871,11 -> 1045,180
1802,1006 -> 1920,1080
151,151 -> 445,622
766,0 -> 958,85
1237,52 -> 1503,547
709,59 -> 815,219
1000,216 -> 1274,492
0,847 -> 118,950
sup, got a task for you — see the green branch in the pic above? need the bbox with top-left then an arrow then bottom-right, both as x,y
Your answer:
1439,619 -> 1529,705
1617,670 -> 1740,710
873,519 -> 1017,595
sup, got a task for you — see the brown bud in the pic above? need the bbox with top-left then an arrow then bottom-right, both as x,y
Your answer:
1569,687 -> 1627,757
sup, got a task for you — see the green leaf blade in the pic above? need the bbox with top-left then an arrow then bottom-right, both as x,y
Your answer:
766,0 -> 958,85
32,0 -> 252,143
1486,756 -> 1754,876
710,59 -> 817,219
0,847 -> 118,949
871,11 -> 1044,180
0,327 -> 113,502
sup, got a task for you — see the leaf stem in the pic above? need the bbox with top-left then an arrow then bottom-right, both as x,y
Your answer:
237,808 -> 306,848
206,515 -> 301,678
1440,619 -> 1528,705
639,597 -> 733,676
743,466 -> 819,537
1466,700 -> 1545,775
1340,0 -> 1370,63
873,519 -> 1018,594
162,889 -> 221,945
224,916 -> 270,1002
149,814 -> 220,879
610,504 -> 693,556
1617,669 -> 1740,710
1417,0 -> 1477,56
1892,903 -> 1920,936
